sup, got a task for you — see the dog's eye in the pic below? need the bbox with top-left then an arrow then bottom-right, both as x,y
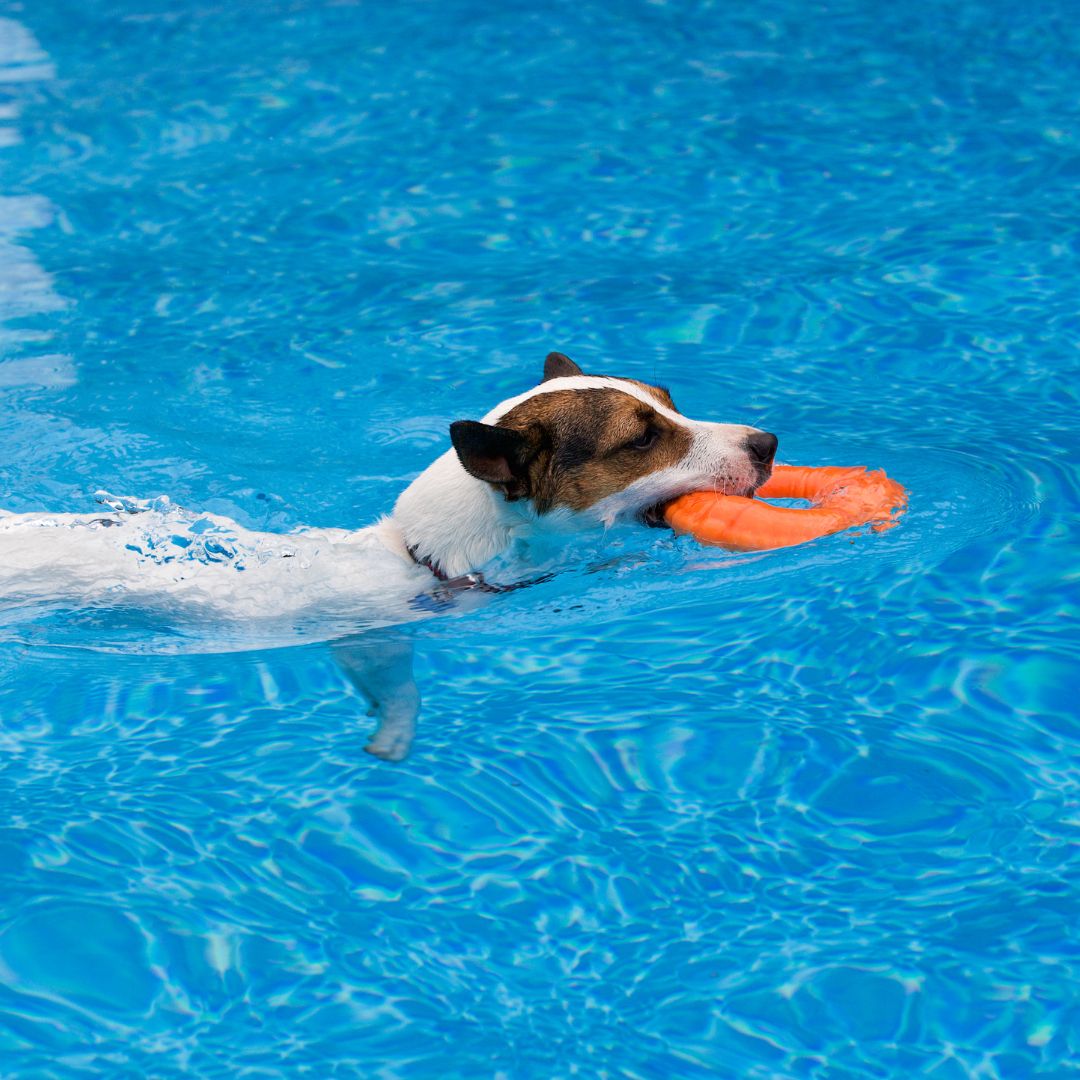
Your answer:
627,427 -> 659,451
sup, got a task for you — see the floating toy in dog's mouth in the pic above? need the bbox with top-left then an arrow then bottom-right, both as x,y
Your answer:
662,464 -> 907,551
642,480 -> 763,529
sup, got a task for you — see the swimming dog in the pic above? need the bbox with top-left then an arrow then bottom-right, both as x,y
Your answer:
0,352 -> 776,759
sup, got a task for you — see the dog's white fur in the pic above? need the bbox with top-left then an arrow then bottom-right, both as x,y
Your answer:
0,371 -> 766,759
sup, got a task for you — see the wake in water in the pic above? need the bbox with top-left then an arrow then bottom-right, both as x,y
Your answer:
0,492 -> 429,635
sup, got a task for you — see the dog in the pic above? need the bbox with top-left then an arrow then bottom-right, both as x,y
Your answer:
0,352 -> 776,759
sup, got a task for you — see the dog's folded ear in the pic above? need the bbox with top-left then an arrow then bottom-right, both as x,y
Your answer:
543,352 -> 583,381
450,420 -> 537,500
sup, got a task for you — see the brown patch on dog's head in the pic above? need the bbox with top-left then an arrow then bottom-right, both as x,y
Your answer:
450,386 -> 692,514
619,379 -> 677,412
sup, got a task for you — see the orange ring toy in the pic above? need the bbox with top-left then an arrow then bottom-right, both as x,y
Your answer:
664,465 -> 908,551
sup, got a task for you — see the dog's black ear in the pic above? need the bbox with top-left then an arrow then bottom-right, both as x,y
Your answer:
543,352 -> 583,381
450,420 -> 536,499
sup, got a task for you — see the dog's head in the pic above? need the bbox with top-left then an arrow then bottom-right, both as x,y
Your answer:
449,352 -> 776,529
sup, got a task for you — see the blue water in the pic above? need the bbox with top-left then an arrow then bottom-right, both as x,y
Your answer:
1,0 -> 1078,1075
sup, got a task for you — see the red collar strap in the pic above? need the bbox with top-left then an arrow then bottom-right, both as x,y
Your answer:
407,545 -> 552,597
408,544 -> 501,594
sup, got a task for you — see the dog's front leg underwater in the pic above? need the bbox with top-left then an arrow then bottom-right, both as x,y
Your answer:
332,633 -> 420,761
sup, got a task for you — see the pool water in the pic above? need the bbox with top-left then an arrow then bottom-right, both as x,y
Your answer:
1,0 -> 1078,1075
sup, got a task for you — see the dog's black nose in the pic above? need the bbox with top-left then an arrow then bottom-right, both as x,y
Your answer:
746,431 -> 778,465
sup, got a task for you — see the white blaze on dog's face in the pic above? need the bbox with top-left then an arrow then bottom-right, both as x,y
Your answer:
450,352 -> 777,528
